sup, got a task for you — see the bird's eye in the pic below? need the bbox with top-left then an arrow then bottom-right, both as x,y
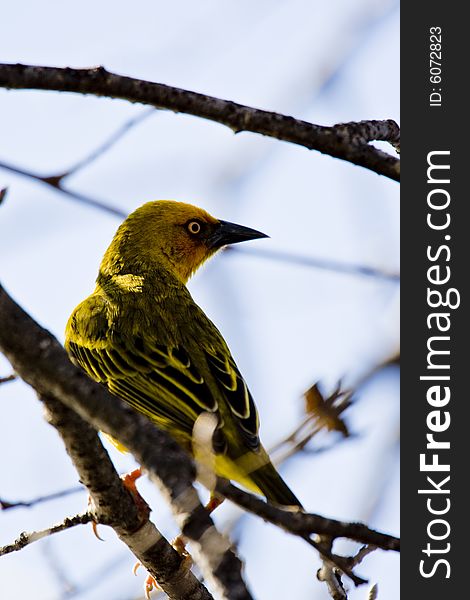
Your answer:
187,221 -> 202,235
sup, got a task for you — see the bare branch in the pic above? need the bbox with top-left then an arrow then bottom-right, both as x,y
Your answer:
351,353 -> 400,392
0,63 -> 400,181
0,282 -> 252,600
270,354 -> 400,464
41,536 -> 76,598
215,480 -> 399,553
225,247 -> 400,283
317,536 -> 348,600
39,392 -> 214,600
0,512 -> 93,557
301,535 -> 365,587
1,486 -> 83,510
347,545 -> 377,569
317,565 -> 348,600
269,382 -> 353,465
0,107 -> 153,214
319,542 -> 377,598
58,107 -> 155,181
334,120 -> 400,154
0,175 -> 398,283
0,187 -> 7,205
0,373 -> 16,385
0,282 -> 398,593
0,159 -> 126,218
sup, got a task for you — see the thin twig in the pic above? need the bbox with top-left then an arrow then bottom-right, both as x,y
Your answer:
0,168 -> 398,282
42,537 -> 76,597
0,159 -> 126,218
269,382 -> 352,465
316,536 -> 348,599
0,512 -> 93,556
0,108 -> 154,216
0,282 -> 251,600
347,545 -> 377,569
40,392 -> 215,600
215,480 -> 399,552
225,246 -> 399,282
1,486 -> 84,510
0,283 -> 400,556
0,63 -> 400,180
303,534 -> 365,587
270,354 -> 399,464
317,565 -> 348,600
0,373 -> 16,385
60,553 -> 129,599
58,108 -> 155,181
316,540 -> 376,598
0,283 -> 399,593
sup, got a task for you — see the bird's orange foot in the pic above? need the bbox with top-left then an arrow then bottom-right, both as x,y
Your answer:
121,467 -> 143,493
88,468 -> 149,541
126,469 -> 160,597
121,467 -> 151,523
133,563 -> 160,599
132,540 -> 192,600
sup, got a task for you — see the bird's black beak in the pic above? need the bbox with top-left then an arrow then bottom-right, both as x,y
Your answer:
207,220 -> 269,249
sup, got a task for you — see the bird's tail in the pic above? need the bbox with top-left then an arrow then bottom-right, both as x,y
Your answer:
250,461 -> 303,509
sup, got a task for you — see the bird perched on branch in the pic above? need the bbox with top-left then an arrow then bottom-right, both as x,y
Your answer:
65,200 -> 301,508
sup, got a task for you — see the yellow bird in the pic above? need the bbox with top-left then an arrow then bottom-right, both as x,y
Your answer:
65,200 -> 301,507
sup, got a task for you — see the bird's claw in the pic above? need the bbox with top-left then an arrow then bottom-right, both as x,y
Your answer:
144,574 -> 159,599
91,519 -> 105,541
121,467 -> 151,523
87,494 -> 105,541
133,562 -> 160,599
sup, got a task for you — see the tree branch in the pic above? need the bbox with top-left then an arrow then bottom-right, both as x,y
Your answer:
0,373 -> 16,385
39,392 -> 213,600
0,63 -> 400,180
0,512 -> 93,557
215,481 -> 399,552
0,158 -> 126,218
269,355 -> 400,465
0,175 -> 399,282
0,282 -> 399,591
226,247 -> 399,283
56,107 -> 154,181
0,282 -> 252,600
316,536 -> 348,600
334,120 -> 400,153
1,486 -> 83,510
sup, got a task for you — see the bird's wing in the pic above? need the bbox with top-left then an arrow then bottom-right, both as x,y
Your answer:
203,347 -> 259,449
67,333 -> 260,451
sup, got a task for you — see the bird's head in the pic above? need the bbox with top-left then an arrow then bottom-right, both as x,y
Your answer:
101,200 -> 268,283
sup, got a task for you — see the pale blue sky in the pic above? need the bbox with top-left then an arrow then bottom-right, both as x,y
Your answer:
0,1 -> 399,598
